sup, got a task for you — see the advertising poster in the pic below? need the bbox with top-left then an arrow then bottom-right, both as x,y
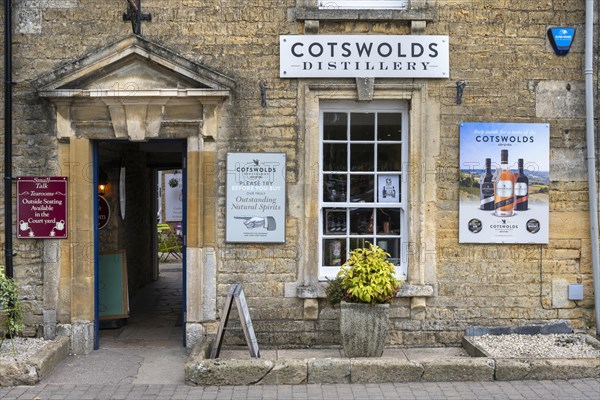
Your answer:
226,153 -> 286,243
459,122 -> 550,244
17,176 -> 68,239
164,172 -> 183,222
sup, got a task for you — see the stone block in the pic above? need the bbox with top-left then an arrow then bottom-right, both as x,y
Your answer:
43,309 -> 56,340
28,336 -> 70,379
303,299 -> 319,320
0,360 -> 37,387
186,358 -> 274,386
186,323 -> 205,349
71,320 -> 93,355
495,359 -> 600,381
259,359 -> 307,385
536,80 -> 585,119
0,336 -> 70,387
421,358 -> 495,382
307,358 -> 351,384
350,359 -> 423,383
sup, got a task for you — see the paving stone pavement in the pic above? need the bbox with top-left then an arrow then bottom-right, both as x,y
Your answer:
0,379 -> 599,399
3,263 -> 598,399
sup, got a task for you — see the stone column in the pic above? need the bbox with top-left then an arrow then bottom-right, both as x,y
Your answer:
185,103 -> 219,347
68,137 -> 95,354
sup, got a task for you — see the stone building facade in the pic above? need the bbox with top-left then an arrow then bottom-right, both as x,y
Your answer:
0,0 -> 598,354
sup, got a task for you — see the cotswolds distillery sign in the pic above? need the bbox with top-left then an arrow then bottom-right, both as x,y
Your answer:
279,35 -> 449,78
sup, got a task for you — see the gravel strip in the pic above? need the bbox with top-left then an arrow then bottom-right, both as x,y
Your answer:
471,333 -> 600,358
0,337 -> 49,362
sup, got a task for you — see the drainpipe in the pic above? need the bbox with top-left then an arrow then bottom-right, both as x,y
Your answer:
3,0 -> 13,278
585,0 -> 600,338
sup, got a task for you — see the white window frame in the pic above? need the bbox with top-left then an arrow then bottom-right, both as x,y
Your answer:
318,0 -> 409,10
318,100 -> 409,281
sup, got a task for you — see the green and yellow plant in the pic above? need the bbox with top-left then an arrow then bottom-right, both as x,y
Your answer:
326,243 -> 400,305
0,266 -> 24,338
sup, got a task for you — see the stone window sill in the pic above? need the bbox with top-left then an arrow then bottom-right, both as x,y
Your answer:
293,283 -> 434,299
292,7 -> 435,22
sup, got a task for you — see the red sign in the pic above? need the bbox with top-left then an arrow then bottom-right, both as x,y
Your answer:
98,196 -> 111,229
17,177 -> 68,239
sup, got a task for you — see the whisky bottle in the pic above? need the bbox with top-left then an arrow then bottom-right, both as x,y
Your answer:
494,149 -> 515,216
514,158 -> 529,211
479,158 -> 495,210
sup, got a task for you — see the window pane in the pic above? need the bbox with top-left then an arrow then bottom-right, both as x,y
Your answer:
350,113 -> 374,140
350,208 -> 373,235
350,237 -> 374,251
323,174 -> 347,202
377,113 -> 402,141
323,112 -> 347,140
323,239 -> 346,266
351,144 -> 374,171
350,175 -> 374,203
378,144 -> 402,171
323,143 -> 347,171
376,238 -> 401,266
377,175 -> 400,203
324,208 -> 347,234
376,208 -> 401,235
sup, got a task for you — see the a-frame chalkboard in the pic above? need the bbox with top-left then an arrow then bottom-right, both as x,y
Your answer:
210,283 -> 260,359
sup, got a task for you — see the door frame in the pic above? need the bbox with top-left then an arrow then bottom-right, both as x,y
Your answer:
93,139 -> 188,349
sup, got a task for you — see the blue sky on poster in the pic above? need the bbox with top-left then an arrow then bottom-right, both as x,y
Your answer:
459,122 -> 550,173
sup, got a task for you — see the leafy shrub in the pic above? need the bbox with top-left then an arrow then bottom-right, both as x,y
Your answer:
326,243 -> 400,305
0,267 -> 25,337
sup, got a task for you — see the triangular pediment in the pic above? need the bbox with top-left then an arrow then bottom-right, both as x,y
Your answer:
37,35 -> 235,97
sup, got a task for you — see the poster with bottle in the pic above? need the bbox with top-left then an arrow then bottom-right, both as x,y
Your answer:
459,122 -> 549,244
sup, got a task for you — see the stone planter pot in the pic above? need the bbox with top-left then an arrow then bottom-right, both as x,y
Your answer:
339,301 -> 390,357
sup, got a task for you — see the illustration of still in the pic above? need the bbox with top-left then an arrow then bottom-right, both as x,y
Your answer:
479,149 -> 529,216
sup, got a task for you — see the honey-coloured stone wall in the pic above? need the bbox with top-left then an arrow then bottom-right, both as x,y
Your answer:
0,0 -> 597,346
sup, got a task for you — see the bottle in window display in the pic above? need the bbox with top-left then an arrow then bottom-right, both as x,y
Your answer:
479,158 -> 495,211
494,150 -> 515,217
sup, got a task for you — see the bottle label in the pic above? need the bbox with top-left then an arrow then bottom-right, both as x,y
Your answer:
496,180 -> 513,197
515,182 -> 528,196
480,182 -> 494,197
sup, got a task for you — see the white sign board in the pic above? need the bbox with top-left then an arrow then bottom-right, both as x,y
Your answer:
226,153 -> 286,243
280,35 -> 449,78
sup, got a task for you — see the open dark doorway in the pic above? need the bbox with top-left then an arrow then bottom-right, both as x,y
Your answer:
94,140 -> 186,349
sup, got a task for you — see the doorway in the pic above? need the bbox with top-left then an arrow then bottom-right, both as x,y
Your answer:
94,140 -> 187,349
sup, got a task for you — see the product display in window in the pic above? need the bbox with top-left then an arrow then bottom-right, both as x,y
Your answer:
323,175 -> 347,202
376,208 -> 401,235
323,238 -> 347,266
319,104 -> 407,276
350,175 -> 374,202
325,209 -> 347,234
350,209 -> 373,235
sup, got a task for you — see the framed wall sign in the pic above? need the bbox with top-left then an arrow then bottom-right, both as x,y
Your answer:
17,176 -> 68,239
459,122 -> 550,244
226,152 -> 286,243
